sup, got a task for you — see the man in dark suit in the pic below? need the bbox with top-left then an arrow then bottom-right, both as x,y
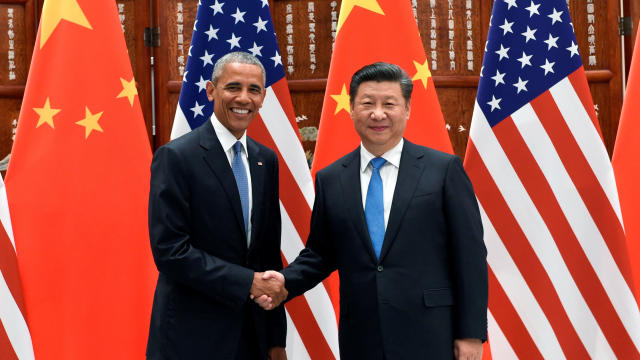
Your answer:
260,62 -> 487,359
147,52 -> 287,360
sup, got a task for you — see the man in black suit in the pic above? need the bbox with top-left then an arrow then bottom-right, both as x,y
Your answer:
259,62 -> 487,359
147,52 -> 287,360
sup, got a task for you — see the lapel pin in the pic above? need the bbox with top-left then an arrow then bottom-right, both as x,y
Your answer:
257,161 -> 263,166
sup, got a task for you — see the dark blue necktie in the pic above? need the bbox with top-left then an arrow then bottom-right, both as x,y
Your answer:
232,141 -> 249,235
365,157 -> 386,259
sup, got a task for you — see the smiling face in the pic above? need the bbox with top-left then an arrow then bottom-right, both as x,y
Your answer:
350,80 -> 410,156
206,62 -> 266,139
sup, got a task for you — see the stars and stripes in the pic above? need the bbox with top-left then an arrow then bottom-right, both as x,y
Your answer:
465,0 -> 640,358
0,176 -> 34,360
170,1 -> 339,359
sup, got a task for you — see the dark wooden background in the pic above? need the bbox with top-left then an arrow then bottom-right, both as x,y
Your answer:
0,0 -> 636,166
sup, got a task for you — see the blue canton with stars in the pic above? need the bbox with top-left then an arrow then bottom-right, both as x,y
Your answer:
477,0 -> 583,127
178,0 -> 283,130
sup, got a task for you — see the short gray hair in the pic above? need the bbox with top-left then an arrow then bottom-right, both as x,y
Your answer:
210,51 -> 266,86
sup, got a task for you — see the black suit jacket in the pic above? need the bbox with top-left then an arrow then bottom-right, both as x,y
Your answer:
282,140 -> 487,359
146,120 -> 286,359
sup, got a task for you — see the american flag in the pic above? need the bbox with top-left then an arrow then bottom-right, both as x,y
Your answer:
464,0 -> 640,358
0,175 -> 34,360
171,1 -> 339,358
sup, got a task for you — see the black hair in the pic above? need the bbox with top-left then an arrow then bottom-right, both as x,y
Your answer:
349,62 -> 413,104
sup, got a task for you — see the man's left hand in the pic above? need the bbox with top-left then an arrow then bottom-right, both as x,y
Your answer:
454,338 -> 482,360
267,347 -> 287,360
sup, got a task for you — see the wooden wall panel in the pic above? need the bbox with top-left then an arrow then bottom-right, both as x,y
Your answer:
0,1 -> 34,167
0,0 -> 151,168
76,0 -> 626,163
117,0 -> 153,146
153,0 -> 197,148
0,1 -> 630,164
268,0 -> 624,160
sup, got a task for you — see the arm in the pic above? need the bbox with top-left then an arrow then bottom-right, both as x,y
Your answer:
443,156 -> 488,342
262,153 -> 287,348
281,172 -> 337,299
149,145 -> 253,307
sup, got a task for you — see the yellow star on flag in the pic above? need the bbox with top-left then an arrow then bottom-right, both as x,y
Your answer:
337,0 -> 384,34
412,59 -> 432,90
40,0 -> 92,49
331,84 -> 351,115
34,97 -> 61,128
117,77 -> 138,106
76,107 -> 104,138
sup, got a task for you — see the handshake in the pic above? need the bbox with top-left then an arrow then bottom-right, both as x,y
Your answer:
250,270 -> 288,310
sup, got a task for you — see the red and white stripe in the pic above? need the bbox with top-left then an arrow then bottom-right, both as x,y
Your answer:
465,67 -> 640,359
0,176 -> 34,360
172,80 -> 340,359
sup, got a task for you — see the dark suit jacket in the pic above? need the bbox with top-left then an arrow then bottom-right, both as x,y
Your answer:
146,120 -> 286,360
282,140 -> 487,359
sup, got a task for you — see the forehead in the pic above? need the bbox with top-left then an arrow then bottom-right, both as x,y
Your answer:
354,81 -> 404,99
218,62 -> 264,86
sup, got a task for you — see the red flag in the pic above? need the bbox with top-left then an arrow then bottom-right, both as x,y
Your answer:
613,28 -> 640,305
5,0 -> 156,358
311,0 -> 453,315
312,0 -> 452,175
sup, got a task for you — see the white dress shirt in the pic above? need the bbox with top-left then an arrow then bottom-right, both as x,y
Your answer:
211,116 -> 253,245
360,139 -> 404,229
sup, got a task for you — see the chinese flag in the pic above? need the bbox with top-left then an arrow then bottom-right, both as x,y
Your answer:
4,0 -> 156,358
311,0 -> 452,321
613,28 -> 640,304
311,0 -> 452,177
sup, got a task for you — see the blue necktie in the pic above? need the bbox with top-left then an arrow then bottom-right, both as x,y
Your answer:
365,157 -> 386,259
232,141 -> 249,235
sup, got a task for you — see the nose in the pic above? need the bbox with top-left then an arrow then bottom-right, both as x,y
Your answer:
370,105 -> 386,120
237,88 -> 251,103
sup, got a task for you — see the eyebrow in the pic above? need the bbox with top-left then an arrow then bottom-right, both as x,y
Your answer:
224,81 -> 263,90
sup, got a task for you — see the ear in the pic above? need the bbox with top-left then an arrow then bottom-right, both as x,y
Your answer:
206,81 -> 215,102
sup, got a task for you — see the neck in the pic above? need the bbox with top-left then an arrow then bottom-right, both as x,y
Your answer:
362,139 -> 401,157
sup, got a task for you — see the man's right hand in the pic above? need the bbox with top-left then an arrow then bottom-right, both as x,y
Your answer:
250,270 -> 287,310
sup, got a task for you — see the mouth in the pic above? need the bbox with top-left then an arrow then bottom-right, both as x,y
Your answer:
370,125 -> 388,132
231,108 -> 250,114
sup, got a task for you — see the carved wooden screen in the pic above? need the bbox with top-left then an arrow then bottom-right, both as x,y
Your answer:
152,0 -> 625,160
0,0 -> 628,163
0,0 -> 35,169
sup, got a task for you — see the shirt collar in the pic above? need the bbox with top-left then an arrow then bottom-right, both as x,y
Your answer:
211,114 -> 248,156
360,138 -> 404,173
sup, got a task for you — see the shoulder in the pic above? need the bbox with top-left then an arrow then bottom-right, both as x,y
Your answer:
157,126 -> 202,155
315,147 -> 359,179
404,141 -> 460,168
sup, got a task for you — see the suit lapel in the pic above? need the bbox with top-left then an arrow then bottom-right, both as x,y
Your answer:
340,147 -> 379,264
247,138 -> 264,250
199,121 -> 247,241
379,141 -> 425,262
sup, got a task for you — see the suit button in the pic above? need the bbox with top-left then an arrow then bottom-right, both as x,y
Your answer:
377,265 -> 383,272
